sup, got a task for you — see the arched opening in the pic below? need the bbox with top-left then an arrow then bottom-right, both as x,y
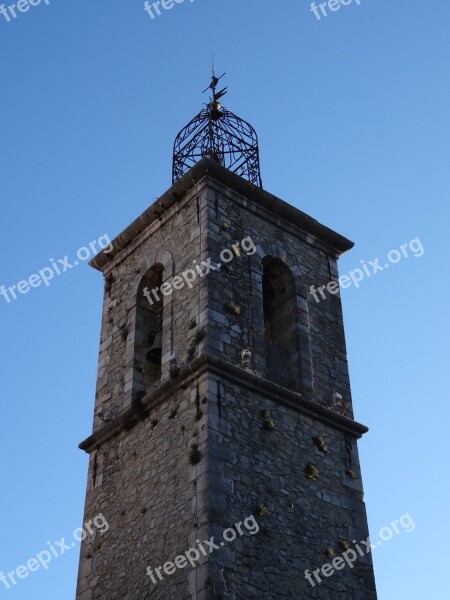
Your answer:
262,256 -> 300,388
134,264 -> 164,390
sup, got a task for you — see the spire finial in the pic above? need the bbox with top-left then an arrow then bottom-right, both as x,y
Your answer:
203,62 -> 227,106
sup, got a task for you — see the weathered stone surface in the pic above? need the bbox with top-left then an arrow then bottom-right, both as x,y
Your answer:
76,162 -> 377,599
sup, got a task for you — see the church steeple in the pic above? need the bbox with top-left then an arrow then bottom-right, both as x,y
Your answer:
172,69 -> 263,187
76,77 -> 377,600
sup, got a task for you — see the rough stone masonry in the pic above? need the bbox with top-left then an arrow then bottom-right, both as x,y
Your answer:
76,158 -> 377,599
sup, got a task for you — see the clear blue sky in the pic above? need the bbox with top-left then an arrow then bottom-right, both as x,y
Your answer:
0,0 -> 448,597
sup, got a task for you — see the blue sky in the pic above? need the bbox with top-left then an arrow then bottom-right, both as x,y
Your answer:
0,0 -> 448,597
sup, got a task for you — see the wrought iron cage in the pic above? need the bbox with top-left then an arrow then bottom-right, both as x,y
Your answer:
172,74 -> 262,187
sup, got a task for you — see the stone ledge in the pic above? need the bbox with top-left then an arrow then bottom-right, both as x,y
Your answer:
79,353 -> 368,454
89,158 -> 354,273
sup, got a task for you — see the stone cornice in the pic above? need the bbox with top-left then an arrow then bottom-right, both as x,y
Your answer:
89,158 -> 354,273
79,353 -> 368,454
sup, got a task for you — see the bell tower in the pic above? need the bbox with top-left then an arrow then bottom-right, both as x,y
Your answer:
76,75 -> 377,599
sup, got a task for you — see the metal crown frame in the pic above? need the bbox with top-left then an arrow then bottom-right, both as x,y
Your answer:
172,73 -> 262,187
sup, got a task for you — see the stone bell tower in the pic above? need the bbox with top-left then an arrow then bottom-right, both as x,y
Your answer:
76,74 -> 377,599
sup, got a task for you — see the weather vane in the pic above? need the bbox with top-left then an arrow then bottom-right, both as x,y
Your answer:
172,66 -> 262,187
202,65 -> 227,119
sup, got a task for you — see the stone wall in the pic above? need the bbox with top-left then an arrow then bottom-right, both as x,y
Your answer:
206,373 -> 377,599
77,374 -> 211,600
77,165 -> 376,599
204,180 -> 353,415
91,181 -> 211,429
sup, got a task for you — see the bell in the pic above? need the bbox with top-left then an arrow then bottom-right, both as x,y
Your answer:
146,330 -> 162,365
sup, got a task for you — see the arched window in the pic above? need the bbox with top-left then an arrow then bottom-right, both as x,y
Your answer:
134,264 -> 164,390
262,256 -> 300,388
